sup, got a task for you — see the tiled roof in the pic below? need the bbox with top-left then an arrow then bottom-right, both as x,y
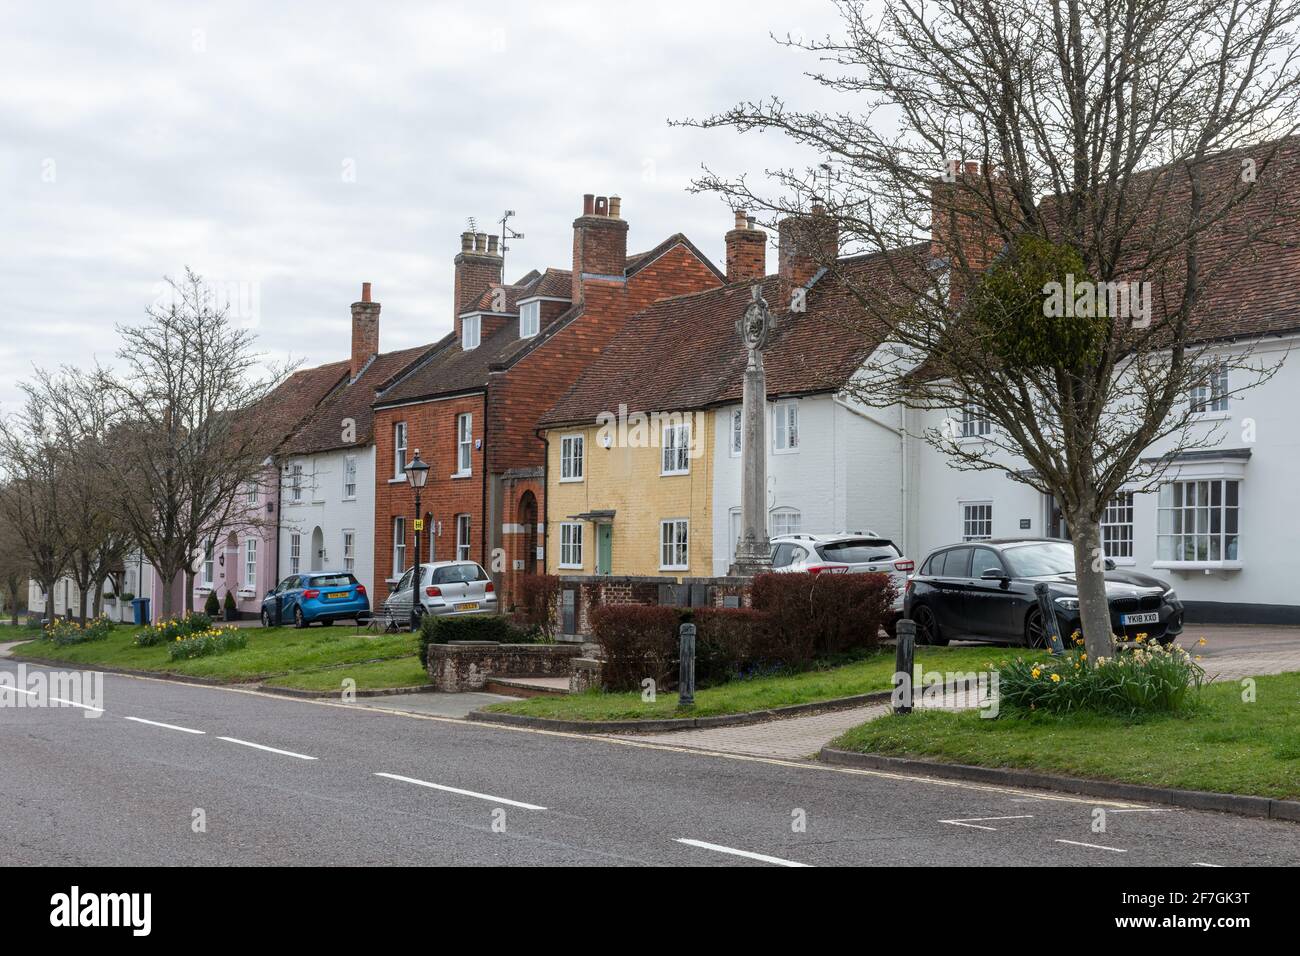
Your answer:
248,360 -> 351,445
283,344 -> 435,454
626,233 -> 726,282
538,247 -> 926,428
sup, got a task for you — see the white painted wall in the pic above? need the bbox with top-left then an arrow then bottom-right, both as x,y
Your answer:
278,446 -> 377,595
710,392 -> 906,575
906,335 -> 1299,612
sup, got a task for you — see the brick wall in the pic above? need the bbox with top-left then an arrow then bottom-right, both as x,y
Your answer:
372,393 -> 487,603
426,642 -> 581,692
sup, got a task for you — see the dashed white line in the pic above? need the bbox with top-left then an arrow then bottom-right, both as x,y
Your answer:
1110,807 -> 1178,813
1056,839 -> 1127,853
675,838 -> 810,867
1192,861 -> 1223,867
940,815 -> 1034,830
218,736 -> 317,760
46,696 -> 103,712
374,772 -> 546,810
124,716 -> 205,735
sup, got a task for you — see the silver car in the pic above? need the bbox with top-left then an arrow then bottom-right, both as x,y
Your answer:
382,560 -> 498,628
770,532 -> 913,630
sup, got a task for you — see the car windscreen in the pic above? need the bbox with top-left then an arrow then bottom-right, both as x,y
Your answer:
431,564 -> 487,585
310,574 -> 357,588
1002,542 -> 1076,577
816,539 -> 901,563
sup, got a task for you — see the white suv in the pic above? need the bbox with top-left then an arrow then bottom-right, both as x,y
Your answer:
770,532 -> 913,631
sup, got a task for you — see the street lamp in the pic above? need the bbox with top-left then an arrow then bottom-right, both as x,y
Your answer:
404,449 -> 430,630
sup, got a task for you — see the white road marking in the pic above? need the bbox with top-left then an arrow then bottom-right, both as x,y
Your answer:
1110,807 -> 1178,813
1192,862 -> 1223,867
675,838 -> 810,867
47,696 -> 103,712
940,815 -> 1034,831
374,772 -> 546,810
124,716 -> 205,735
1056,839 -> 1126,853
218,736 -> 316,760
0,686 -> 36,695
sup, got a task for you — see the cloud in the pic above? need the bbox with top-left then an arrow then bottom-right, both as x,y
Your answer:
0,0 -> 845,409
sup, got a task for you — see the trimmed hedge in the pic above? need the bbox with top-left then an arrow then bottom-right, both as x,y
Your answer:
591,573 -> 896,692
513,573 -> 562,640
418,614 -> 540,667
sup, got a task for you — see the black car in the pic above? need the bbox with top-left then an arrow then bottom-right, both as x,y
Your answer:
903,538 -> 1184,647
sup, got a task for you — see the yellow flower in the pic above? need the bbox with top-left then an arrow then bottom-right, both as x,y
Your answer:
1080,652 -> 1087,660
1197,637 -> 1207,647
1135,633 -> 1147,643
1031,668 -> 1041,679
1050,673 -> 1062,683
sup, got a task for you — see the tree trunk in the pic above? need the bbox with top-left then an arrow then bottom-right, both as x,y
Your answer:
41,578 -> 55,623
1068,515 -> 1113,664
158,566 -> 176,620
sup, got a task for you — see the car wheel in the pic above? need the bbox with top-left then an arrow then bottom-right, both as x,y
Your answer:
261,610 -> 271,628
294,607 -> 306,629
912,605 -> 947,646
1025,607 -> 1049,648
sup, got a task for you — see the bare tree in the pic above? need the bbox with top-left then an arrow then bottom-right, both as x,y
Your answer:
95,269 -> 292,619
0,503 -> 32,625
677,0 -> 1300,659
0,395 -> 75,623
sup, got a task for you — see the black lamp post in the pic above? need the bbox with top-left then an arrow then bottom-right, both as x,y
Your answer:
404,448 -> 430,630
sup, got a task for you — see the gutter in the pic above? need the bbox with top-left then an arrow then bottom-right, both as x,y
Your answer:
536,426 -> 550,574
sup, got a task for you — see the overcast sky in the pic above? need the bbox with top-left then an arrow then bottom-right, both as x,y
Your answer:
0,0 -> 849,410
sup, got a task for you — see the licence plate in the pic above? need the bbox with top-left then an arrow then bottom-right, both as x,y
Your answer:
327,591 -> 349,599
1122,611 -> 1159,626
456,602 -> 479,611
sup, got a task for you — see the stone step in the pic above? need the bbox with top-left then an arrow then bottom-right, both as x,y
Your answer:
482,676 -> 570,698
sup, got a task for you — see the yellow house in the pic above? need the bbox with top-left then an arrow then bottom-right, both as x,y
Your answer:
543,411 -> 713,578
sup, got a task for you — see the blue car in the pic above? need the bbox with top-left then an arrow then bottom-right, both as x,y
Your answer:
262,571 -> 370,628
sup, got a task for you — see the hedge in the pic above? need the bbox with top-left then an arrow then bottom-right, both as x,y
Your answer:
750,571 -> 895,657
512,573 -> 562,640
418,614 -> 541,667
590,605 -> 680,692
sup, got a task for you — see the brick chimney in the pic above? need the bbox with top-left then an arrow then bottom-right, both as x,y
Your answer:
571,193 -> 629,303
778,202 -> 838,296
930,161 -> 1014,305
725,209 -> 767,283
454,229 -> 503,338
350,282 -> 380,380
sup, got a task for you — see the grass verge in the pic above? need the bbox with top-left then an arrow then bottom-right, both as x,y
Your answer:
7,623 -> 418,683
262,656 -> 428,692
831,671 -> 1300,800
483,645 -> 1045,721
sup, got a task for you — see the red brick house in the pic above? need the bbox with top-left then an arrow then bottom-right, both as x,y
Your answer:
370,193 -> 724,605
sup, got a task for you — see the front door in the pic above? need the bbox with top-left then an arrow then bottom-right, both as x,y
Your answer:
596,524 -> 613,575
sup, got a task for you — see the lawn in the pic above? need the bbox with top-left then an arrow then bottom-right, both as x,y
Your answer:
262,656 -> 428,692
831,671 -> 1300,800
484,644 -> 1046,721
6,623 -> 419,684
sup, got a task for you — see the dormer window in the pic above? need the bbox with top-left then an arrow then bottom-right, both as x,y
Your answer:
520,300 -> 541,338
462,314 -> 481,350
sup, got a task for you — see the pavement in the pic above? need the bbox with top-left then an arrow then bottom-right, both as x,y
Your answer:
3,656 -> 1299,866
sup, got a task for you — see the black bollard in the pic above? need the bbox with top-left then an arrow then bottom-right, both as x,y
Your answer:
894,618 -> 915,714
678,621 -> 696,707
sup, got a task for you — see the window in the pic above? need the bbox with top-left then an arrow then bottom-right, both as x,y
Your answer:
773,402 -> 799,452
559,522 -> 584,568
343,456 -> 357,499
289,533 -> 301,575
455,413 -> 473,475
392,517 -> 406,575
962,502 -> 993,541
394,422 -> 407,478
201,538 -> 214,586
519,301 -> 540,338
560,434 -> 584,481
290,463 -> 303,503
1157,479 -> 1239,562
455,514 -> 471,561
244,539 -> 257,585
730,408 -> 742,456
661,420 -> 690,475
660,518 -> 689,569
462,314 -> 481,350
1101,492 -> 1135,560
245,482 -> 258,506
1191,363 -> 1229,413
769,508 -> 801,538
961,402 -> 992,438
342,531 -> 355,573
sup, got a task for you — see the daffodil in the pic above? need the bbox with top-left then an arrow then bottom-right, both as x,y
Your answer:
1050,673 -> 1062,683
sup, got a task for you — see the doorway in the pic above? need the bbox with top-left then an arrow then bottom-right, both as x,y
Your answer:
596,523 -> 613,575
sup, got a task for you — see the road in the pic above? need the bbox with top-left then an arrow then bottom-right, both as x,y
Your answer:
2,658 -> 1297,866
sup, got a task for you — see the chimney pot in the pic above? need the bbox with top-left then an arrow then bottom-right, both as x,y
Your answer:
594,196 -> 608,217
475,232 -> 487,252
487,235 -> 499,255
609,195 -> 621,218
746,216 -> 757,229
583,194 -> 595,215
361,281 -> 372,303
461,232 -> 473,253
734,209 -> 748,230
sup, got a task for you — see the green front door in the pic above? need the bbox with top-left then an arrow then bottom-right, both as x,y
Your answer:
596,524 -> 613,575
